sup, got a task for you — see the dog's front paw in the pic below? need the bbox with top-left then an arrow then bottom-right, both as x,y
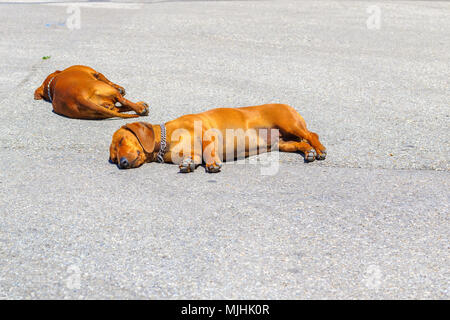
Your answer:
137,102 -> 149,116
304,149 -> 316,162
316,149 -> 327,160
206,161 -> 222,173
179,157 -> 196,173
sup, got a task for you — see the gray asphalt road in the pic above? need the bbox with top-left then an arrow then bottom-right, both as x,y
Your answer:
0,0 -> 449,299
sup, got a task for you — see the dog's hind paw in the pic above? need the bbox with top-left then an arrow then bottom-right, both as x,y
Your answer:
206,162 -> 222,173
137,102 -> 149,116
316,149 -> 327,160
179,157 -> 196,173
304,149 -> 316,162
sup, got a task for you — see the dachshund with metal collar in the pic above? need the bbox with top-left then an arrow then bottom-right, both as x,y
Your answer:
34,65 -> 149,119
109,104 -> 326,173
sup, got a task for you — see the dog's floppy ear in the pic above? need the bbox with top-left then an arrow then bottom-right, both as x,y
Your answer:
123,122 -> 155,154
34,86 -> 44,100
109,139 -> 117,163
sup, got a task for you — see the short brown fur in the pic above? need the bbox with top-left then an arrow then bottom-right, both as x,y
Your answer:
34,65 -> 149,119
109,104 -> 326,173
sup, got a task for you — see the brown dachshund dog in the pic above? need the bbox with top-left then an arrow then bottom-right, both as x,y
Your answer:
34,65 -> 149,119
109,104 -> 326,173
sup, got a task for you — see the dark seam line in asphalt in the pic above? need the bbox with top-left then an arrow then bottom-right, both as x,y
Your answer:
16,61 -> 44,89
0,59 -> 44,107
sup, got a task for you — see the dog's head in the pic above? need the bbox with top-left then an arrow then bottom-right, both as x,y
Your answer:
109,122 -> 156,169
34,70 -> 61,101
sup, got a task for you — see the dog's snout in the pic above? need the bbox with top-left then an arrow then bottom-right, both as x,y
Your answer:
119,157 -> 130,169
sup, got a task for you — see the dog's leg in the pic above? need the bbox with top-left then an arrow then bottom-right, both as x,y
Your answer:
80,99 -> 139,119
281,124 -> 326,160
100,99 -> 133,113
279,140 -> 317,162
95,72 -> 126,96
275,107 -> 327,160
116,105 -> 133,113
202,139 -> 222,173
179,154 -> 202,173
100,102 -> 133,114
115,95 -> 149,116
306,131 -> 326,160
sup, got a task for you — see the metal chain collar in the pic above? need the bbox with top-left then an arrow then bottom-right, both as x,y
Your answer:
156,124 -> 166,163
47,76 -> 55,103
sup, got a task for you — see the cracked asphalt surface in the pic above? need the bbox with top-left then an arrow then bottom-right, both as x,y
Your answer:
0,0 -> 449,299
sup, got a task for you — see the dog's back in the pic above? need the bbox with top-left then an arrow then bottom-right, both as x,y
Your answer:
170,103 -> 305,132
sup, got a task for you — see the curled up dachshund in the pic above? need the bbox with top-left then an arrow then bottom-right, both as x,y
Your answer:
34,65 -> 149,119
109,103 -> 327,173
